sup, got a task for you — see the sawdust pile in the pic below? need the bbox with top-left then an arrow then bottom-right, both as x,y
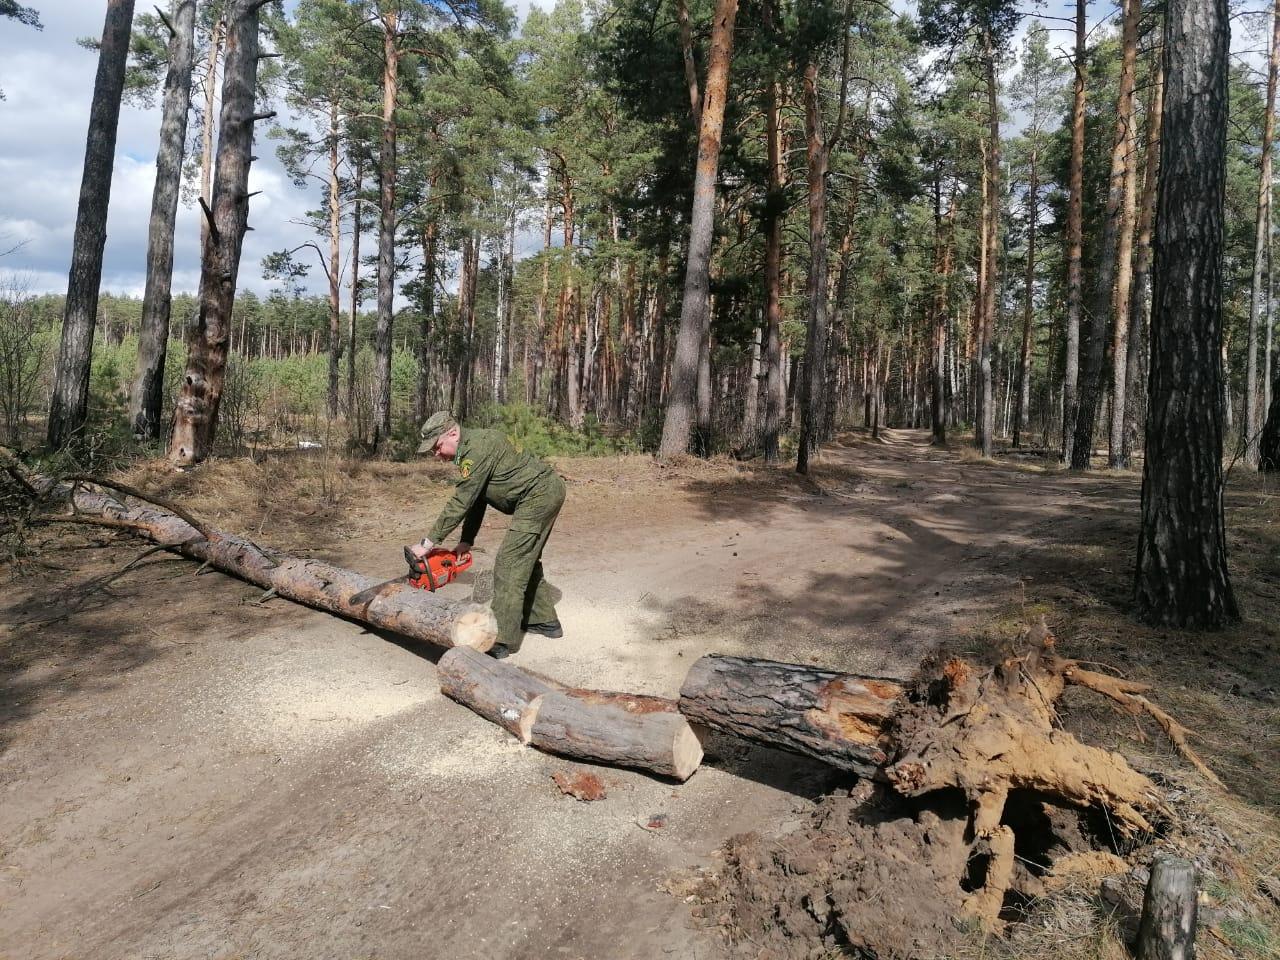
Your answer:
710,623 -> 1217,960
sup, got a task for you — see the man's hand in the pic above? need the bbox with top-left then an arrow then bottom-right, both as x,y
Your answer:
455,541 -> 473,563
409,537 -> 433,560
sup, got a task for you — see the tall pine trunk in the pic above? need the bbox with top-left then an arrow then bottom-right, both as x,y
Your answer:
1062,0 -> 1087,464
1014,145 -> 1037,448
1074,0 -> 1140,469
326,98 -> 342,419
347,154 -> 362,429
199,17 -> 225,251
978,28 -> 1000,458
1247,0 -> 1280,464
1133,0 -> 1239,626
373,12 -> 398,451
130,0 -> 197,442
797,59 -> 831,474
415,215 -> 437,424
762,80 -> 786,462
1107,21 -> 1143,469
168,0 -> 268,465
658,0 -> 739,458
1122,60 -> 1163,466
47,0 -> 136,449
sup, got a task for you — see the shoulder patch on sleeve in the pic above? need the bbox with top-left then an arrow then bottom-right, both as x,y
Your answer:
459,458 -> 474,479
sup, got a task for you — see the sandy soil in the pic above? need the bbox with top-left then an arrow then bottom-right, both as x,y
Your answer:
0,429 -> 1236,959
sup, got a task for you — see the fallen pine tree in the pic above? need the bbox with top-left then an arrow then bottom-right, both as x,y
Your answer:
32,472 -> 497,651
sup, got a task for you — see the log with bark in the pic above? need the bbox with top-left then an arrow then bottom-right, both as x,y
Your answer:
45,478 -> 496,651
678,654 -> 904,778
438,646 -> 704,781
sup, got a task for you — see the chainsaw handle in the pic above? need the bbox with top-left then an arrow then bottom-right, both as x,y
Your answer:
404,544 -> 429,575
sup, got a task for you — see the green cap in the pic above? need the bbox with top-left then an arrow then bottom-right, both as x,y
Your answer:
416,411 -> 455,454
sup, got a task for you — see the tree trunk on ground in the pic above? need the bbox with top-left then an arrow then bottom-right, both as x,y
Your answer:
130,0 -> 196,442
658,0 -> 739,459
167,0 -> 267,466
55,480 -> 496,650
1062,0 -> 1087,465
762,80 -> 786,462
530,689 -> 702,781
47,0 -> 136,450
679,654 -> 903,778
1123,60 -> 1163,466
372,12 -> 398,452
438,646 -> 558,742
1247,0 -> 1280,465
439,646 -> 703,780
1133,0 -> 1239,628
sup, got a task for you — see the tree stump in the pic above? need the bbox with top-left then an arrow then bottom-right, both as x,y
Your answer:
1137,854 -> 1198,960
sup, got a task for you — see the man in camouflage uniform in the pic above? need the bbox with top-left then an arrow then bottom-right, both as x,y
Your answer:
412,411 -> 565,659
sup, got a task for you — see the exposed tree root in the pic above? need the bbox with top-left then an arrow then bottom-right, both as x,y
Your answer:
717,621 -> 1208,957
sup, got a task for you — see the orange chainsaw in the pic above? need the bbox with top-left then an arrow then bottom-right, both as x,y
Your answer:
351,546 -> 472,605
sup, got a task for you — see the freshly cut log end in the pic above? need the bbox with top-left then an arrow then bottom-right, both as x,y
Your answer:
438,646 -> 554,742
678,654 -> 902,777
529,690 -> 704,782
449,604 -> 498,653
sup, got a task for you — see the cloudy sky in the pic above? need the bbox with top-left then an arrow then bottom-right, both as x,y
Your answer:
0,0 -> 1270,303
0,0 -> 547,301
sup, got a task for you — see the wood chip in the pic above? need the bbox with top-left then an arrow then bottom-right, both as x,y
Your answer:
551,770 -> 607,801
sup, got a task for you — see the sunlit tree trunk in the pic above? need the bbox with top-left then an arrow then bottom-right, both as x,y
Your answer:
200,17 -> 225,251
977,27 -> 1000,458
131,0 -> 197,442
762,80 -> 786,462
326,98 -> 343,419
1075,0 -> 1140,469
1247,0 -> 1280,464
347,154 -> 363,428
658,0 -> 739,458
1122,60 -> 1163,466
1014,140 -> 1037,449
1062,0 -> 1087,464
373,9 -> 398,451
168,0 -> 269,465
47,0 -> 136,449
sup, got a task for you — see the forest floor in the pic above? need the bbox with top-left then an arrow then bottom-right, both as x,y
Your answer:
1,429 -> 1277,960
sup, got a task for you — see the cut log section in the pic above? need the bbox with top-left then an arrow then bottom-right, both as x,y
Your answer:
529,689 -> 704,782
438,646 -> 557,742
437,648 -> 703,781
678,654 -> 904,777
53,482 -> 496,651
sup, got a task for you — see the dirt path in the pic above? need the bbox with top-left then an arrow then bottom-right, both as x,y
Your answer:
0,430 -> 1141,960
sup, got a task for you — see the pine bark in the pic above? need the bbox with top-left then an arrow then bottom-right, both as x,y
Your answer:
1108,14 -> 1143,469
1014,146 -> 1038,449
1133,0 -> 1240,627
1062,0 -> 1087,464
658,0 -> 739,458
762,80 -> 786,462
1122,61 -> 1163,466
347,154 -> 363,425
130,0 -> 197,442
977,30 -> 1000,458
1247,0 -> 1280,465
372,11 -> 398,452
47,0 -> 137,450
326,98 -> 343,419
56,481 -> 497,650
415,207 -> 438,424
199,18 -> 225,251
678,654 -> 903,778
167,0 -> 265,465
1074,0 -> 1140,470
